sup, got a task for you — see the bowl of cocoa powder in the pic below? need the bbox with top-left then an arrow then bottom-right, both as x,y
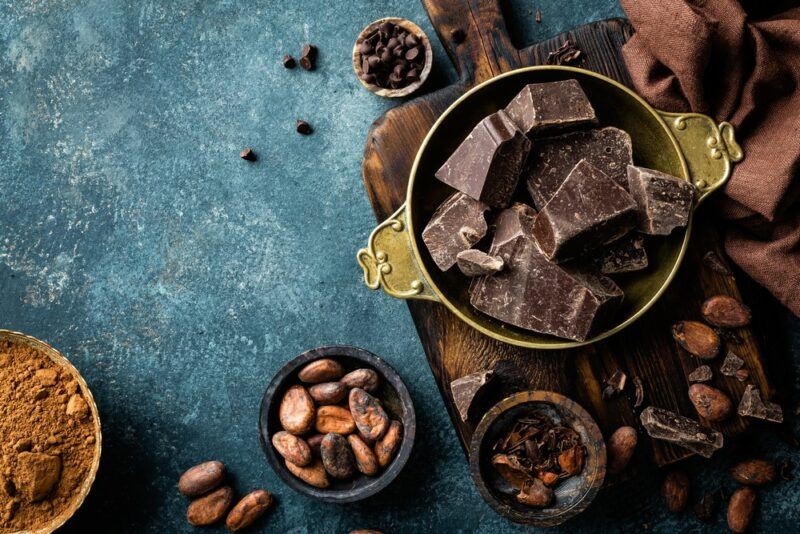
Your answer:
0,330 -> 102,533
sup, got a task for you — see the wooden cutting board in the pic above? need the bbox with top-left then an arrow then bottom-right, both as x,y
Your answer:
360,0 -> 774,467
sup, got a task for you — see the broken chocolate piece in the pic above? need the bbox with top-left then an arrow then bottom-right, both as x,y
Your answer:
720,351 -> 744,377
532,159 -> 638,262
456,249 -> 504,277
627,165 -> 695,235
738,385 -> 783,423
524,127 -> 633,209
422,192 -> 489,271
450,369 -> 494,421
470,203 -> 623,341
640,406 -> 723,458
593,233 -> 648,274
503,80 -> 597,137
602,369 -> 627,399
688,365 -> 713,383
435,110 -> 531,208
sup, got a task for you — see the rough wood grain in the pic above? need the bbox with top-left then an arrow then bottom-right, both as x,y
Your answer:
360,1 -> 773,467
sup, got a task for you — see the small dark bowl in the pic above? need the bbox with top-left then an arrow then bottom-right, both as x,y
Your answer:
469,391 -> 606,526
259,345 -> 416,503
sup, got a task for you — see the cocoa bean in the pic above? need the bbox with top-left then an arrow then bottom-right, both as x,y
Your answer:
349,388 -> 389,441
225,489 -> 272,532
187,486 -> 234,526
374,420 -> 403,468
306,434 -> 324,457
662,470 -> 690,513
308,382 -> 347,405
285,458 -> 329,488
727,486 -> 757,533
271,431 -> 312,466
279,385 -> 315,435
178,461 -> 226,497
730,459 -> 776,486
671,321 -> 720,359
702,295 -> 752,328
607,426 -> 637,475
298,359 -> 344,383
688,383 -> 733,422
315,405 -> 356,434
321,433 -> 356,479
516,478 -> 553,507
348,434 -> 379,476
340,369 -> 380,392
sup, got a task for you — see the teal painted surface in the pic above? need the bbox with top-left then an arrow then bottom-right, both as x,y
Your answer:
0,1 -> 797,532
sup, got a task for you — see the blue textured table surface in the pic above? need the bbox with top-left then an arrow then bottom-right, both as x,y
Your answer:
1,1 -> 798,532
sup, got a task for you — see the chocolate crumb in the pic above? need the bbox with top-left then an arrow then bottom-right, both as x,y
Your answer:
450,28 -> 465,44
239,147 -> 256,161
282,54 -> 296,69
296,120 -> 313,135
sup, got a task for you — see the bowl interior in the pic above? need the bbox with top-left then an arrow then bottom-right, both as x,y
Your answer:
408,67 -> 689,348
470,391 -> 606,525
259,345 -> 415,503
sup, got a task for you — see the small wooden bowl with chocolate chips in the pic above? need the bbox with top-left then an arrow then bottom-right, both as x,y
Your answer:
353,17 -> 433,98
258,345 -> 415,503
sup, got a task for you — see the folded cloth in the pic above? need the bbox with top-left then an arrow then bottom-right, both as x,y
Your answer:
620,0 -> 800,316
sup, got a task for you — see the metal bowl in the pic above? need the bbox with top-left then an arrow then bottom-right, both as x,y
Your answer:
469,391 -> 606,526
258,345 -> 416,503
358,66 -> 743,349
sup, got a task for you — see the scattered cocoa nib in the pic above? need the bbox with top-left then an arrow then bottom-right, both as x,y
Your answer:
703,250 -> 733,276
730,459 -> 776,486
633,376 -> 645,408
671,321 -> 720,359
450,369 -> 494,421
546,40 -> 583,65
602,369 -> 627,399
662,470 -> 690,513
239,147 -> 256,161
296,120 -> 313,135
282,54 -> 296,69
688,365 -> 712,383
299,44 -> 317,70
737,384 -> 783,423
450,28 -> 465,44
701,295 -> 752,328
640,406 -> 723,458
720,351 -> 745,376
694,490 -> 720,522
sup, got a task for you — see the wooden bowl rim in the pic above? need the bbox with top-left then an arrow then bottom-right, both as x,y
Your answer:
468,390 -> 606,526
258,344 -> 416,503
352,17 -> 433,98
0,329 -> 103,534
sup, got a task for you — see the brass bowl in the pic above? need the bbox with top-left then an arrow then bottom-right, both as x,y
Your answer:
469,391 -> 606,526
358,66 -> 743,349
0,330 -> 102,534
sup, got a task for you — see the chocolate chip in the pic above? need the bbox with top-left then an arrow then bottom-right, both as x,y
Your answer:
282,54 -> 296,69
299,44 -> 317,70
405,46 -> 421,61
450,28 -> 465,43
358,42 -> 374,55
296,120 -> 313,135
240,147 -> 256,161
405,34 -> 419,47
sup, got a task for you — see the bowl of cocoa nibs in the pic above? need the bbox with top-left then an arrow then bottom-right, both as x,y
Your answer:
469,390 -> 606,526
259,345 -> 415,503
352,17 -> 433,98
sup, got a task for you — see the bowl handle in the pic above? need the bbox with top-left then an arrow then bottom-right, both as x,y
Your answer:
658,111 -> 744,204
357,204 -> 440,302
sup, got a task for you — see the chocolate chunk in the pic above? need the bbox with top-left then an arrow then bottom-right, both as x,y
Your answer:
282,54 -> 296,69
602,369 -> 627,399
296,120 -> 313,135
239,147 -> 256,161
688,365 -> 713,383
450,369 -> 494,421
456,249 -> 504,277
503,80 -> 597,137
422,192 -> 489,271
532,159 -> 638,262
299,44 -> 317,70
627,165 -> 695,235
593,233 -> 648,274
738,385 -> 783,423
470,203 -> 623,341
435,110 -> 531,208
720,351 -> 744,376
640,406 -> 723,458
524,127 -> 633,209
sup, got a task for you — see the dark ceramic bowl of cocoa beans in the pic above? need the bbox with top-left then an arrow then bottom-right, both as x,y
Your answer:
259,345 -> 416,503
469,390 -> 606,526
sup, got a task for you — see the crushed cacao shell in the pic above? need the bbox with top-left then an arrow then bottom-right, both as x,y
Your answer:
602,369 -> 627,399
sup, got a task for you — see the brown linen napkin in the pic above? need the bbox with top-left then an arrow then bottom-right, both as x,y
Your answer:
620,0 -> 800,315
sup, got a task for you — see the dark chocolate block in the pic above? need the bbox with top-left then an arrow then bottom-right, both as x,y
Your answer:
503,79 -> 597,137
532,159 -> 638,262
435,110 -> 531,208
593,233 -> 648,274
627,165 -> 695,235
450,369 -> 494,422
470,203 -> 623,341
738,385 -> 783,423
422,192 -> 489,271
525,127 -> 633,209
456,249 -> 504,277
640,406 -> 723,458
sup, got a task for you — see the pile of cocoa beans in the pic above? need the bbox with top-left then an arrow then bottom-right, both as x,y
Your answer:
178,461 -> 273,531
273,358 -> 404,488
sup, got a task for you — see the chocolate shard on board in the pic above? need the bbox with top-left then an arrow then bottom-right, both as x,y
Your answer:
532,159 -> 638,262
640,406 -> 723,458
422,192 -> 489,271
525,127 -> 633,209
503,79 -> 597,137
593,233 -> 648,274
720,351 -> 744,377
688,365 -> 713,383
456,249 -> 504,277
627,165 -> 695,235
738,385 -> 784,423
450,369 -> 494,422
470,203 -> 623,341
435,110 -> 531,208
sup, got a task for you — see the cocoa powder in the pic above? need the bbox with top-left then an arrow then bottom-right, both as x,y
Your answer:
0,339 -> 98,532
